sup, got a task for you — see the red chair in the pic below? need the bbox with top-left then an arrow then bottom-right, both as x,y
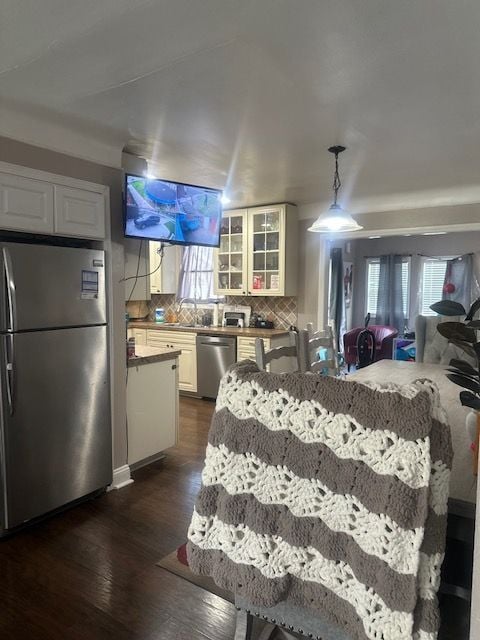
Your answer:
343,325 -> 398,371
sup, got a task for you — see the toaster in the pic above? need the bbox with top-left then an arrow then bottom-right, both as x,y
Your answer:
223,311 -> 245,328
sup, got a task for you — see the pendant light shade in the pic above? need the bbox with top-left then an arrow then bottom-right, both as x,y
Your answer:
308,146 -> 362,233
308,204 -> 363,233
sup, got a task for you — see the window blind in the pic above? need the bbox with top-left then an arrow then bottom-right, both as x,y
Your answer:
421,259 -> 448,315
366,260 -> 381,316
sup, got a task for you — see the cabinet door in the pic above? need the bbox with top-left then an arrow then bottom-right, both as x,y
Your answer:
149,242 -> 178,294
127,358 -> 178,466
214,209 -> 248,295
54,185 -> 105,239
146,331 -> 172,348
0,172 -> 54,233
149,241 -> 163,294
247,206 -> 285,296
177,345 -> 197,392
132,329 -> 147,345
146,330 -> 197,392
237,337 -> 270,362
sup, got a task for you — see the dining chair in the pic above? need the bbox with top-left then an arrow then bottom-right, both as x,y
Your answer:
255,331 -> 301,372
299,323 -> 340,376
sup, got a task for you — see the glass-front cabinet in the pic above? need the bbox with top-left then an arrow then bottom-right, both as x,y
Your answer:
248,205 -> 283,295
214,204 -> 297,297
215,209 -> 248,295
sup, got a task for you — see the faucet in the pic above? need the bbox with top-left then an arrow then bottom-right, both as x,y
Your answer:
177,297 -> 198,326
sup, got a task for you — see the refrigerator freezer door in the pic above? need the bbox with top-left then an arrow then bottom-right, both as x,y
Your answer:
0,242 -> 106,331
0,325 -> 111,530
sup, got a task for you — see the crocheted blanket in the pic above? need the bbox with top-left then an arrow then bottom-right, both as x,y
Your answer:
187,362 -> 453,640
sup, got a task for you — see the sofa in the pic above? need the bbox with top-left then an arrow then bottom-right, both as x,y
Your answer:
415,314 -> 476,366
343,325 -> 398,369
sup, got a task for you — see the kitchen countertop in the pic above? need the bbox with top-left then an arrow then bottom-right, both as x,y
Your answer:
127,345 -> 181,367
128,321 -> 290,338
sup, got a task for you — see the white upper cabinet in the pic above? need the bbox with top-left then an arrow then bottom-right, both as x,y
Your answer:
149,242 -> 178,295
247,205 -> 285,296
214,203 -> 298,297
214,209 -> 249,296
0,163 -> 107,240
0,172 -> 54,233
54,185 -> 106,239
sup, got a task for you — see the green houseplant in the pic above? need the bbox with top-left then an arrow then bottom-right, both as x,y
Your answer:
430,298 -> 480,409
430,298 -> 480,474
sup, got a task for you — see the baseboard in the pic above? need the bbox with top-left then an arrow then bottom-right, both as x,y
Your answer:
129,452 -> 166,472
108,464 -> 134,491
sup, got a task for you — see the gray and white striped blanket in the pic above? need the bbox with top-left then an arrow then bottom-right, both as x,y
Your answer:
187,362 -> 452,640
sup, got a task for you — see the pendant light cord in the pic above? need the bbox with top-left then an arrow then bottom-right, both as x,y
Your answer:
328,145 -> 345,206
332,151 -> 341,206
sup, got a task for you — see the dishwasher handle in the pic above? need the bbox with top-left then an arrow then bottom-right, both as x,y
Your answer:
203,342 -> 232,348
196,336 -> 236,348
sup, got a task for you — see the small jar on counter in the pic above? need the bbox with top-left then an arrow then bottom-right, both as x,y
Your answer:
127,336 -> 135,360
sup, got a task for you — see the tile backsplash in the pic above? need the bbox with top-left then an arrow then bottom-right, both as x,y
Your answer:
127,295 -> 298,329
225,296 -> 298,329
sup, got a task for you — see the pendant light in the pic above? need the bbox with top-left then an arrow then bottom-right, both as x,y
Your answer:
308,146 -> 363,233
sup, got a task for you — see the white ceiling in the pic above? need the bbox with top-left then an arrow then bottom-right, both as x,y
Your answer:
2,0 -> 480,210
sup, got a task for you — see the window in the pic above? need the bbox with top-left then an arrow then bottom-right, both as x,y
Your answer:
420,258 -> 448,315
366,260 -> 381,316
365,258 -> 410,317
177,245 -> 222,302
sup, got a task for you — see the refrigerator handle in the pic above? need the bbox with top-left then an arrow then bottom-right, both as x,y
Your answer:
2,248 -> 16,332
4,334 -> 14,416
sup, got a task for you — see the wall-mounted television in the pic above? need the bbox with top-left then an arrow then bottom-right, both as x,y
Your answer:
124,174 -> 222,248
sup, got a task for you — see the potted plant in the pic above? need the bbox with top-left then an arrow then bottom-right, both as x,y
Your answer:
430,298 -> 480,475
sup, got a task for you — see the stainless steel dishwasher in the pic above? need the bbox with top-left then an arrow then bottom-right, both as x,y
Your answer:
196,335 -> 237,398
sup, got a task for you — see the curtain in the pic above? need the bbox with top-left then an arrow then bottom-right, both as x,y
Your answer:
409,253 -> 424,327
329,248 -> 344,349
177,246 -> 214,300
442,253 -> 473,310
376,254 -> 405,332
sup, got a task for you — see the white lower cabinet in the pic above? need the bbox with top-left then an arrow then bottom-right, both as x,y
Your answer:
237,334 -> 295,372
128,328 -> 291,392
129,328 -> 147,345
127,356 -> 179,467
145,329 -> 197,393
237,336 -> 270,361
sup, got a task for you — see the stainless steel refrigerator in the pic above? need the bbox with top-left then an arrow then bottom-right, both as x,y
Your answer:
0,242 -> 112,533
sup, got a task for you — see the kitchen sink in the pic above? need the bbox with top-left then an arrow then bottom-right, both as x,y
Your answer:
161,322 -> 203,328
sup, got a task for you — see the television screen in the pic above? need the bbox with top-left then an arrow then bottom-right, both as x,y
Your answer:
124,174 -> 222,247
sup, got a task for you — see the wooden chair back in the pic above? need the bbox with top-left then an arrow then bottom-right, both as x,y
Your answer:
299,323 -> 340,375
255,332 -> 301,372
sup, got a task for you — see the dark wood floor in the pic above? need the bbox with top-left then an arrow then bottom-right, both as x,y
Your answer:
0,396 -> 472,640
0,397 -> 236,640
